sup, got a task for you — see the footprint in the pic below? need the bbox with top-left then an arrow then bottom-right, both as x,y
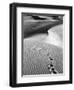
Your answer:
47,57 -> 58,74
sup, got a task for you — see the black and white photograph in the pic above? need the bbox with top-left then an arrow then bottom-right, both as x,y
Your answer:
22,13 -> 63,75
10,3 -> 72,87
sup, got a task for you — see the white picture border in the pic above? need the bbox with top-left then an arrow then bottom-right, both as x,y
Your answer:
17,7 -> 70,83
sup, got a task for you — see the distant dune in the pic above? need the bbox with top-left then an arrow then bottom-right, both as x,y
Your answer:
22,15 -> 63,38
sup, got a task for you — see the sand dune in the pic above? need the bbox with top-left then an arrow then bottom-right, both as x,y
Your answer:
22,24 -> 63,75
22,15 -> 63,75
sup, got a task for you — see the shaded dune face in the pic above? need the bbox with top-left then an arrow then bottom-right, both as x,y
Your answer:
23,15 -> 63,38
22,24 -> 63,75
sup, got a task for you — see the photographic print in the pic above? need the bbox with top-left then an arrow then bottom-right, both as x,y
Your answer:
10,3 -> 72,87
22,13 -> 63,75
